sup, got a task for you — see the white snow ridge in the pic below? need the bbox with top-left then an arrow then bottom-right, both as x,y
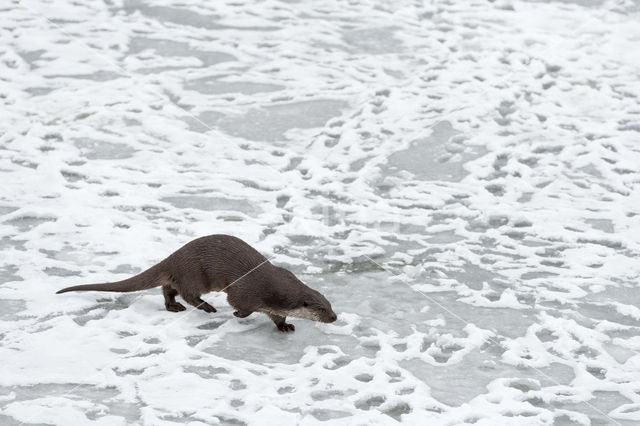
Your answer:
1,0 -> 640,424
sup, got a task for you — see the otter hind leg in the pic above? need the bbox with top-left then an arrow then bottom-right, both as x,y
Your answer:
181,293 -> 217,313
268,314 -> 295,332
162,285 -> 186,312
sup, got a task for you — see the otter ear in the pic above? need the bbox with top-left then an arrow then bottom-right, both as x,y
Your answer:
303,301 -> 308,307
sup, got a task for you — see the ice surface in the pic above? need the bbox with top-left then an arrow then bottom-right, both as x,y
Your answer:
2,0 -> 640,424
75,138 -> 136,160
210,100 -> 350,143
386,121 -> 487,182
184,78 -> 284,96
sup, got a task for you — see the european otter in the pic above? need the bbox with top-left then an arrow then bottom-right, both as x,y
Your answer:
57,235 -> 337,332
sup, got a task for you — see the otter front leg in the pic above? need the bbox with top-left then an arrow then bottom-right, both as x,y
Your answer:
268,314 -> 295,332
162,285 -> 186,312
226,292 -> 255,319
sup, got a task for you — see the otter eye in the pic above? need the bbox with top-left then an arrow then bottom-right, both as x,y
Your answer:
303,302 -> 308,307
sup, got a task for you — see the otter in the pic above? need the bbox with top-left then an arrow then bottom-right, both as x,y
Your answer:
57,235 -> 337,332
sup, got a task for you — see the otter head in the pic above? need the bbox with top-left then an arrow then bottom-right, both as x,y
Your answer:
291,287 -> 337,323
275,268 -> 337,324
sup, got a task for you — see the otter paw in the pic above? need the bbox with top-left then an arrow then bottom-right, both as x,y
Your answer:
277,323 -> 295,332
166,302 -> 186,312
200,302 -> 217,313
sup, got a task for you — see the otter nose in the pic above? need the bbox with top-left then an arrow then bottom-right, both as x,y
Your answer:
330,313 -> 337,322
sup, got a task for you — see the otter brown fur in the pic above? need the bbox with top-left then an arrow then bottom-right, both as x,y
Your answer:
56,235 -> 337,332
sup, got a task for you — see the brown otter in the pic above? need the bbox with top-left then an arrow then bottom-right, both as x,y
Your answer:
57,234 -> 337,332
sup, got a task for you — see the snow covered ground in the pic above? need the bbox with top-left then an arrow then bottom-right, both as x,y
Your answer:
1,0 -> 640,424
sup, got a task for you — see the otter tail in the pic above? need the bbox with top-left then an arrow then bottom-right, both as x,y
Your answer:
56,264 -> 165,294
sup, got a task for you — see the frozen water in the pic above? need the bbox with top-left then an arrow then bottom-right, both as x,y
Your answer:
184,78 -> 284,95
2,0 -> 640,424
210,100 -> 350,143
342,27 -> 403,55
161,195 -> 261,216
386,121 -> 487,182
128,36 -> 236,71
75,138 -> 136,160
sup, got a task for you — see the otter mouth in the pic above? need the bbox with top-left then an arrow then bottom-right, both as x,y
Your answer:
323,313 -> 338,323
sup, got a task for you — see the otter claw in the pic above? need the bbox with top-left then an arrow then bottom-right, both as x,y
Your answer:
277,323 -> 295,332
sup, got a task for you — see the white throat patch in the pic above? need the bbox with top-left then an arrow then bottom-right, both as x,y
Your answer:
283,307 -> 321,321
